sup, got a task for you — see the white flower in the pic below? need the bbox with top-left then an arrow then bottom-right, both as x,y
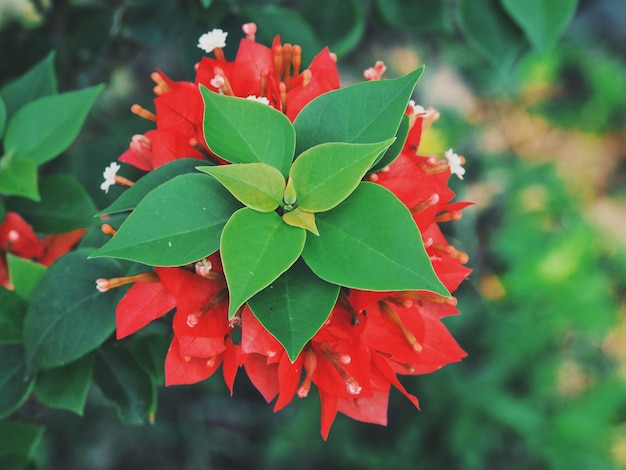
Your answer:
100,162 -> 121,193
444,149 -> 465,180
246,95 -> 270,105
197,29 -> 228,53
408,100 -> 426,116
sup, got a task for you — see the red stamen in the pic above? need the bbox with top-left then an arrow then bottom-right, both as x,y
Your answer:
410,193 -> 440,214
101,224 -> 117,236
130,104 -> 157,122
96,272 -> 159,292
378,301 -> 422,353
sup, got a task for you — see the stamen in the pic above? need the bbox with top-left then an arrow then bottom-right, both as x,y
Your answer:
95,272 -> 159,293
101,224 -> 117,236
378,301 -> 422,353
363,60 -> 386,80
395,291 -> 458,307
291,45 -> 302,76
260,70 -> 269,98
301,69 -> 312,87
242,22 -> 256,41
213,48 -> 225,62
130,104 -> 157,122
279,82 -> 287,113
150,72 -> 170,95
282,43 -> 292,85
434,210 -> 462,223
385,296 -> 413,309
211,68 -> 233,95
186,288 -> 229,328
431,243 -> 469,264
320,344 -> 362,395
338,292 -> 360,326
7,230 -> 19,243
273,44 -> 283,82
114,174 -> 135,188
410,193 -> 440,214
194,258 -> 213,278
297,347 -> 317,398
206,356 -> 217,367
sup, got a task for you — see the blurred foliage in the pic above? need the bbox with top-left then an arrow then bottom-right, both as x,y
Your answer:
1,0 -> 625,469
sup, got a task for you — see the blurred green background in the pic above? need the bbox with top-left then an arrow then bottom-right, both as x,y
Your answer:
1,0 -> 625,468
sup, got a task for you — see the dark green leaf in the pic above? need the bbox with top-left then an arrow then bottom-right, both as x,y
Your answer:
34,354 -> 94,415
294,68 -> 422,155
376,0 -> 449,32
132,333 -> 170,386
4,84 -> 104,164
200,86 -> 295,177
457,0 -> 525,69
0,287 -> 26,344
0,51 -> 57,119
6,254 -> 46,301
90,174 -> 241,266
371,114 -> 410,172
94,342 -> 155,425
0,422 -> 44,469
0,96 -> 6,139
6,174 -> 96,234
501,0 -> 579,53
302,0 -> 365,57
0,152 -> 39,201
198,162 -> 285,212
289,140 -> 394,212
302,182 -> 449,295
97,158 -> 202,217
221,208 -> 306,318
245,5 -> 321,65
23,249 -> 124,370
248,259 -> 339,362
0,344 -> 34,419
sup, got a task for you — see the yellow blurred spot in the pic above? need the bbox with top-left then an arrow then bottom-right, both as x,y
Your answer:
479,274 -> 506,301
557,359 -> 591,396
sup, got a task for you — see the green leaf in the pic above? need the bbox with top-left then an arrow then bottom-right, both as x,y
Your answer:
294,68 -> 422,155
6,254 -> 46,301
198,163 -> 285,212
23,249 -> 124,370
132,333 -> 170,387
500,0 -> 578,53
0,422 -> 44,470
200,86 -> 295,177
90,173 -> 241,266
289,139 -> 394,212
34,354 -> 94,415
0,287 -> 26,344
4,84 -> 104,164
371,114 -> 410,172
94,342 -> 155,425
248,259 -> 339,362
282,207 -> 318,235
0,96 -> 6,139
0,152 -> 39,201
0,344 -> 35,419
221,208 -> 306,318
6,174 -> 96,234
0,51 -> 57,119
376,0 -> 449,32
302,182 -> 449,295
96,158 -> 202,216
301,0 -> 365,57
457,0 -> 525,69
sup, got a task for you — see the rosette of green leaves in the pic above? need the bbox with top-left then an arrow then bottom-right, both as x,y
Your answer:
91,67 -> 449,360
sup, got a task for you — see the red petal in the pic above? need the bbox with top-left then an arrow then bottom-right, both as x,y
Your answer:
39,229 -> 87,266
116,281 -> 176,339
165,337 -> 221,386
222,336 -> 245,395
0,212 -> 44,259
230,39 -> 274,97
337,391 -> 389,426
319,392 -> 339,440
274,353 -> 303,412
243,353 -> 279,403
241,307 -> 283,361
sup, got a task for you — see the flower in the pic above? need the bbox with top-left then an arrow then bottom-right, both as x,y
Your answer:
0,212 -> 85,289
197,29 -> 228,53
100,162 -> 121,193
94,24 -> 471,439
445,148 -> 466,180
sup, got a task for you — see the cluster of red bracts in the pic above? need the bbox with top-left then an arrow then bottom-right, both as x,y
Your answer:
105,26 -> 471,439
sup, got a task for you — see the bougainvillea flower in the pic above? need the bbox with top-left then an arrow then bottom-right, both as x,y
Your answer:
116,25 -> 339,177
0,212 -> 85,289
95,27 -> 471,439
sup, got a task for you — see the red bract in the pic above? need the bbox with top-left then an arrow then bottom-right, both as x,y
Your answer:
0,212 -> 85,289
118,27 -> 339,173
98,29 -> 471,439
